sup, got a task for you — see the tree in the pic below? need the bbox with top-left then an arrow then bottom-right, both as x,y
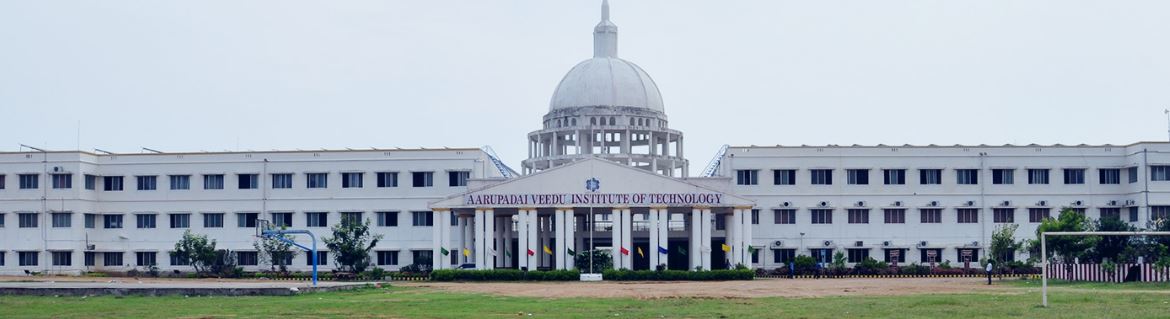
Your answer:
990,224 -> 1022,264
574,249 -> 613,272
173,230 -> 218,275
324,218 -> 383,273
1091,215 -> 1135,263
254,231 -> 294,273
1033,208 -> 1094,276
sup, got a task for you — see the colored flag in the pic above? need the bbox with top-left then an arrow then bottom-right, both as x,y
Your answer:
543,245 -> 553,255
748,246 -> 758,254
620,247 -> 630,255
527,249 -> 536,256
721,244 -> 731,252
440,247 -> 449,256
677,246 -> 688,256
505,249 -> 513,258
657,246 -> 668,255
567,248 -> 576,256
637,247 -> 644,258
463,248 -> 471,257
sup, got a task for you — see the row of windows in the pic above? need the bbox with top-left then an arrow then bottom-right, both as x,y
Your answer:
763,206 -> 1148,225
769,248 -> 986,264
547,116 -> 668,128
737,167 -> 1147,186
0,250 -> 420,267
0,171 -> 471,191
0,211 -> 436,229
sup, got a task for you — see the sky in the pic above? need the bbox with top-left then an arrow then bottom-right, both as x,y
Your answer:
1,1 -> 1168,175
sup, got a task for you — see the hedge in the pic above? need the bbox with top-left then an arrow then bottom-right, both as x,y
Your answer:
430,269 -> 580,281
602,269 -> 754,281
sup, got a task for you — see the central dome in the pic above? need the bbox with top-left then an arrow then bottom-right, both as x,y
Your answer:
549,57 -> 664,112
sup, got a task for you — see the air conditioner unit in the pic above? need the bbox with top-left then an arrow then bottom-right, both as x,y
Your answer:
1108,200 -> 1119,206
52,166 -> 62,172
971,241 -> 980,246
855,201 -> 866,207
819,201 -> 830,207
1037,200 -> 1048,206
965,200 -> 976,207
1000,201 -> 1011,207
1126,200 -> 1136,206
854,241 -> 864,247
772,240 -> 784,248
823,240 -> 833,247
893,201 -> 903,207
781,201 -> 792,207
929,201 -> 939,207
86,244 -> 96,251
1073,200 -> 1084,206
882,241 -> 892,247
917,241 -> 928,247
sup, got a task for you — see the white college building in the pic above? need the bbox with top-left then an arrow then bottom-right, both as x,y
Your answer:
2,1 -> 1169,275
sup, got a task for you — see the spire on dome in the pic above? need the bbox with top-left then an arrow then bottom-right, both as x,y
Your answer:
593,0 -> 618,58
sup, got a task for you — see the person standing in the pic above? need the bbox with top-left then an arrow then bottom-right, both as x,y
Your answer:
985,261 -> 994,285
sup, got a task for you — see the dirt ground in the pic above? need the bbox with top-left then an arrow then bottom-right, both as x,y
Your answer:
400,277 -> 1011,299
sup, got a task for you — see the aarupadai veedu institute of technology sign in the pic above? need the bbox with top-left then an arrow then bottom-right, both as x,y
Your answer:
463,193 -> 724,207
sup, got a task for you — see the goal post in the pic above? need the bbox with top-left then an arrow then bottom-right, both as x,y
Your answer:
1041,231 -> 1170,307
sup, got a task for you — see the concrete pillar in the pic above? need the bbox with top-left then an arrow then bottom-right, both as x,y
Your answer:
621,208 -> 633,270
554,209 -> 566,270
649,208 -> 660,269
565,209 -> 576,270
517,210 -> 529,270
725,212 -> 736,268
741,207 -> 753,267
657,208 -> 669,269
700,208 -> 712,271
502,215 -> 512,267
474,209 -> 486,269
690,208 -> 701,271
431,209 -> 450,270
611,207 -> 624,269
460,216 -> 472,264
527,209 -> 539,270
484,209 -> 495,269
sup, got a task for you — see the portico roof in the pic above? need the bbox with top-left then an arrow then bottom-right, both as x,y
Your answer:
430,157 -> 754,209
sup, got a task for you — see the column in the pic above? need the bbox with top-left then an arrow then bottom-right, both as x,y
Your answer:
725,212 -> 736,268
495,215 -> 505,268
517,209 -> 529,270
460,216 -> 471,265
611,207 -> 624,269
431,209 -> 450,270
741,207 -> 753,268
621,208 -> 633,270
649,208 -> 660,269
564,209 -> 576,270
701,208 -> 712,271
526,209 -> 539,270
503,215 -> 514,268
540,215 -> 551,268
554,209 -> 566,270
732,208 -> 746,267
484,209 -> 496,269
474,209 -> 486,269
690,208 -> 701,271
657,208 -> 669,269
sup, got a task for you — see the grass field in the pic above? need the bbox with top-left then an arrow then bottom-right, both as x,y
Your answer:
0,279 -> 1167,318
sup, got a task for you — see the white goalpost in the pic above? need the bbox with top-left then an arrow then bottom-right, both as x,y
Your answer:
1040,231 -> 1170,307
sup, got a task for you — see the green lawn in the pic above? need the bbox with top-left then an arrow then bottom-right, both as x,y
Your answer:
1,281 -> 1167,318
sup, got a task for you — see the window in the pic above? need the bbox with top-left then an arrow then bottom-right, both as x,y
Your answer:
735,170 -> 758,185
84,174 -> 96,190
846,169 -> 869,185
237,212 -> 259,228
272,212 -> 293,228
751,248 -> 759,264
412,211 -> 433,226
18,213 -> 37,228
767,249 -> 793,264
169,175 -> 190,190
306,173 -> 328,188
136,251 -> 157,266
1129,207 -> 1139,222
104,214 -> 123,228
103,176 -> 123,191
1028,169 -> 1049,184
1028,208 -> 1050,223
993,208 -> 1014,223
18,174 -> 38,189
847,249 -> 869,263
997,249 -> 1015,262
773,170 -> 796,185
883,249 -> 907,263
0,252 -> 5,266
203,174 -> 224,190
412,250 -> 433,266
1152,166 -> 1170,181
136,175 -> 157,190
306,212 -> 328,227
920,209 -> 942,224
52,251 -> 72,266
1063,168 -> 1086,184
377,211 -> 399,227
238,174 -> 259,189
51,173 -> 72,189
1152,206 -> 1170,221
847,209 -> 869,224
412,172 -> 433,187
956,169 -> 979,185
1099,169 -> 1121,185
51,212 -> 71,228
306,251 -> 328,266
773,209 -> 796,224
236,251 -> 258,266
1099,208 -> 1121,220
103,252 -> 123,266
1128,167 -> 1139,183
376,251 -> 399,266
341,212 -> 363,225
136,214 -> 157,228
715,216 -> 725,230
920,249 -> 943,264
19,251 -> 38,266
84,213 -> 96,228
883,169 -> 905,185
448,171 -> 469,187
883,209 -> 905,224
810,249 -> 833,263
957,208 -> 979,223
919,169 -> 941,185
342,172 -> 364,188
203,213 -> 224,228
84,252 -> 94,266
170,213 -> 190,228
169,252 -> 189,266
271,174 -> 293,189
0,174 -> 5,189
810,209 -> 833,224
376,172 -> 398,187
992,169 -> 1014,185
1069,207 -> 1086,215
810,169 -> 833,185
0,213 -> 4,227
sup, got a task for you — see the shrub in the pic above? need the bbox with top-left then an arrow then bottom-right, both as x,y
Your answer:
430,269 -> 580,281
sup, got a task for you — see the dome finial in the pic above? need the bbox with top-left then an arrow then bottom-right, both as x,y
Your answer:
602,0 -> 610,21
593,0 -> 618,58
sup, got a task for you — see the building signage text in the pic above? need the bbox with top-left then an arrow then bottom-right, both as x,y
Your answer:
464,193 -> 723,207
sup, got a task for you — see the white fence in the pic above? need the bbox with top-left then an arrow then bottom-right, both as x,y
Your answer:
1047,263 -> 1170,283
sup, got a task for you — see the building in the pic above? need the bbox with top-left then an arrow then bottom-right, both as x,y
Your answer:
1,1 -> 1168,275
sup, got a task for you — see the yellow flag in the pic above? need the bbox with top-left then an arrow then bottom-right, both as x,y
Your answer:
637,247 -> 644,257
543,245 -> 553,255
463,248 -> 471,257
721,244 -> 731,252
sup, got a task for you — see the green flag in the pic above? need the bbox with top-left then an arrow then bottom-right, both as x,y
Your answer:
567,248 -> 576,256
440,247 -> 449,256
505,249 -> 512,258
748,246 -> 758,254
677,246 -> 687,256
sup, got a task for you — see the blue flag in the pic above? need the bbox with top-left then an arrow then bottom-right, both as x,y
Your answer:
658,246 -> 669,255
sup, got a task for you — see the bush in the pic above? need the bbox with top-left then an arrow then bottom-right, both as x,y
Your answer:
601,269 -> 754,281
430,269 -> 580,281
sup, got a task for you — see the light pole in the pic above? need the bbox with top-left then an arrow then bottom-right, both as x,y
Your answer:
1164,109 -> 1169,141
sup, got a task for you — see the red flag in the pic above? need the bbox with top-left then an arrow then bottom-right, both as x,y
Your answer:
527,249 -> 535,256
620,247 -> 630,255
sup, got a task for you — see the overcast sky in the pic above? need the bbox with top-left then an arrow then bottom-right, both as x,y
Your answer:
1,1 -> 1167,174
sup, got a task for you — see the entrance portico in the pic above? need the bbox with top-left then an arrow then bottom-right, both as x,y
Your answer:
430,158 -> 754,271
